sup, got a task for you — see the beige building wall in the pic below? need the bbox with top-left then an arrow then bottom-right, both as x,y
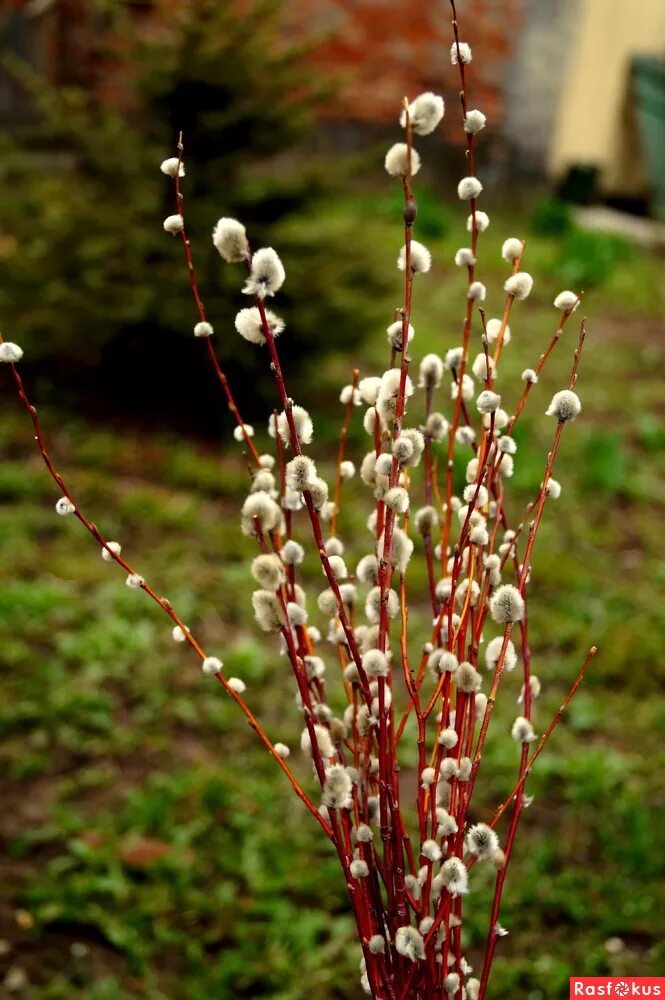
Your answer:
549,0 -> 665,194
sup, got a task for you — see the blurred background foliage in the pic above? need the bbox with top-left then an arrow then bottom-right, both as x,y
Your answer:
1,1 -> 665,998
0,0 -> 388,431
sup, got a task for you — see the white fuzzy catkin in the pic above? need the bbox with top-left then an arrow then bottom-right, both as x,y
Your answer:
350,859 -> 369,878
241,491 -> 282,536
172,625 -> 187,642
227,677 -> 246,693
486,318 -> 511,344
454,247 -> 476,268
386,320 -> 415,351
325,537 -> 344,557
401,91 -> 445,135
101,540 -> 122,561
451,41 -> 472,64
301,723 -> 335,759
504,271 -> 534,301
522,367 -> 538,383
451,373 -> 474,402
546,389 -> 581,422
485,635 -> 517,672
398,240 -> 431,274
242,247 -> 285,298
501,237 -> 524,263
163,214 -> 184,234
395,926 -> 425,962
322,764 -> 352,808
280,539 -> 304,565
420,766 -> 436,787
362,649 -> 390,677
384,143 -> 422,177
467,211 -> 490,232
554,290 -> 580,312
467,281 -> 486,302
512,716 -> 537,742
160,157 -> 185,178
441,857 -> 469,896
369,934 -> 385,955
55,497 -> 75,517
490,584 -> 525,624
464,109 -> 486,134
377,368 -> 414,423
286,455 -> 317,492
251,554 -> 286,590
471,353 -> 494,382
545,477 -> 562,499
340,460 -> 355,479
421,839 -> 442,862
252,589 -> 285,631
445,346 -> 463,370
426,411 -> 448,440
457,176 -> 483,201
125,574 -> 144,590
274,742 -> 290,758
476,390 -> 501,414
455,661 -> 482,693
212,217 -> 249,262
418,354 -> 444,391
339,384 -> 360,405
234,424 -> 254,442
287,602 -> 307,627
384,486 -> 409,514
193,321 -> 213,338
358,376 -> 382,406
0,342 -> 24,363
445,973 -> 460,996
202,656 -> 223,676
235,306 -> 284,345
308,477 -> 329,511
466,822 -> 500,859
276,405 -> 314,446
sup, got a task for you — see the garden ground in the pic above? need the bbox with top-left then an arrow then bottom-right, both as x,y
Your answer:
1,195 -> 664,999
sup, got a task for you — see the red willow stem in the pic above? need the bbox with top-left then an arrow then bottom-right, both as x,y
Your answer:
331,368 -> 360,539
453,322 -> 588,865
0,340 -> 330,839
476,644 -> 597,999
440,0 -> 484,571
171,134 -> 260,465
373,98 -> 418,936
489,644 -> 598,831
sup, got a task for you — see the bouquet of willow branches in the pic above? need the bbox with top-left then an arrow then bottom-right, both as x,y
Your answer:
0,5 -> 597,998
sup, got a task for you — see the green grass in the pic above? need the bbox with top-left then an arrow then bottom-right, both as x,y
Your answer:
1,193 -> 664,997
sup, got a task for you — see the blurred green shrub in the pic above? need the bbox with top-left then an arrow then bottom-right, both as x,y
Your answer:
528,197 -> 574,237
0,0 -> 387,425
555,229 -> 634,287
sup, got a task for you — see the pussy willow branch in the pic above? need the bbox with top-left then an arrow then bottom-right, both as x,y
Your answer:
489,645 -> 597,830
453,322 -> 588,856
172,134 -> 260,465
475,643 -> 598,999
441,0 -> 484,569
0,336 -> 330,839
374,99 -> 418,945
331,368 -> 360,538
